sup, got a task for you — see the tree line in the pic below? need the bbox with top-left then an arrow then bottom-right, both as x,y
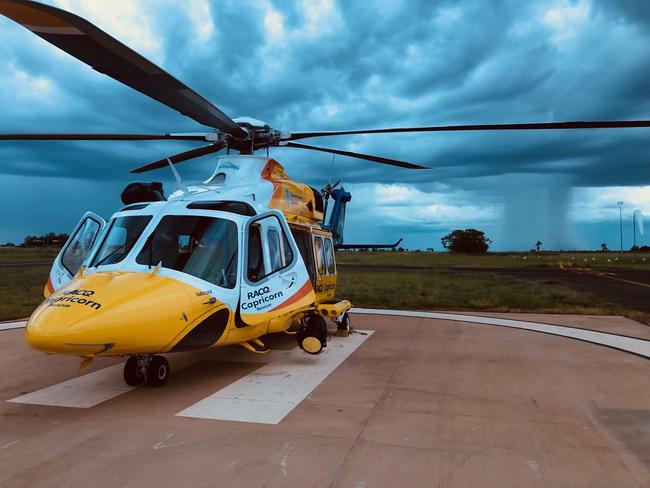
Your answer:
1,232 -> 69,247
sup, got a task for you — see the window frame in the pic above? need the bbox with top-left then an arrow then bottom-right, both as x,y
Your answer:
289,226 -> 316,283
60,215 -> 104,276
244,212 -> 297,285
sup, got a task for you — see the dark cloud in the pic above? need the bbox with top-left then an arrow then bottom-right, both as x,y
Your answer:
0,0 -> 648,249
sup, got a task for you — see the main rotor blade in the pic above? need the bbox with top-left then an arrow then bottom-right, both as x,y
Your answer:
287,120 -> 650,141
284,142 -> 428,169
131,143 -> 225,174
0,133 -> 211,141
0,0 -> 246,138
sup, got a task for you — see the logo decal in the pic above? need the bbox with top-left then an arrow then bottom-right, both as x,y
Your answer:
44,289 -> 102,310
242,286 -> 284,311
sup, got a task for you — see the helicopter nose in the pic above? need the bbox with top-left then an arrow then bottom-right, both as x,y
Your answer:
26,271 -> 198,356
25,313 -> 79,354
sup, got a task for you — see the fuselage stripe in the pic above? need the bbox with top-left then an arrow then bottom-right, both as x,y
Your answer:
270,280 -> 313,312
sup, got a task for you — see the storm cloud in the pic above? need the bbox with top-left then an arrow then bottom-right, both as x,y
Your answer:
1,0 -> 649,250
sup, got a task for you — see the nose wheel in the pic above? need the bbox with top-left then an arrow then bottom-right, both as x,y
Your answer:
123,356 -> 144,386
123,355 -> 170,387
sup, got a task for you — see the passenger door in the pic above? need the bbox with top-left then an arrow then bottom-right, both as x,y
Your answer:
48,212 -> 106,293
240,211 -> 315,326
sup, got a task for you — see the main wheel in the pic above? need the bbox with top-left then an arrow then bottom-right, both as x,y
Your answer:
123,356 -> 144,386
337,312 -> 350,331
297,315 -> 327,355
146,355 -> 170,387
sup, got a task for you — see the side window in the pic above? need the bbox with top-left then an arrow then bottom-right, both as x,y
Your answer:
290,227 -> 314,283
61,217 -> 101,275
247,215 -> 295,283
314,237 -> 326,275
268,229 -> 283,272
247,223 -> 264,282
324,238 -> 336,274
282,233 -> 294,267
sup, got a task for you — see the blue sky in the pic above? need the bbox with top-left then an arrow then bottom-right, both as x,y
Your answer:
1,0 -> 649,250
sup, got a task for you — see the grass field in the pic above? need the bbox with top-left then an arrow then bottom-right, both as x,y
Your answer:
0,266 -> 49,321
337,266 -> 628,317
0,247 -> 59,320
2,264 -> 629,322
336,251 -> 650,269
0,247 -> 647,324
2,247 -> 648,267
0,247 -> 60,262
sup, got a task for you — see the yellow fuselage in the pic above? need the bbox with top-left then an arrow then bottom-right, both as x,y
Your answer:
26,156 -> 349,359
30,270 -> 316,357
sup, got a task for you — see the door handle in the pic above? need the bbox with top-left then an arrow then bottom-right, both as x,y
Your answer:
279,272 -> 297,287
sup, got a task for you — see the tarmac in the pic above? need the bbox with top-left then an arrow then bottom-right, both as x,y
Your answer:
1,310 -> 649,487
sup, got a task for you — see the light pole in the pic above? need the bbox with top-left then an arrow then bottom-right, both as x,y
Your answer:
617,201 -> 624,252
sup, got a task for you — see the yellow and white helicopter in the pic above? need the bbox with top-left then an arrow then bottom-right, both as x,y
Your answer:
2,0 -> 649,387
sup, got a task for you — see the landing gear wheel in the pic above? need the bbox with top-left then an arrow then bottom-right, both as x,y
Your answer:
336,312 -> 351,337
123,356 -> 144,386
297,315 -> 327,355
146,355 -> 169,387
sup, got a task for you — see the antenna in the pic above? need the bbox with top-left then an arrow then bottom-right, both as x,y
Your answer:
167,158 -> 187,193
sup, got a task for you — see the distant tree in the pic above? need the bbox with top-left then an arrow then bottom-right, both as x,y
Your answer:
535,240 -> 542,252
600,243 -> 609,252
22,232 -> 69,247
441,229 -> 492,253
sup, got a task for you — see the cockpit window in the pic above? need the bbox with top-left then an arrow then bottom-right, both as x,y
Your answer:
136,215 -> 238,289
90,215 -> 151,267
61,216 -> 101,275
205,172 -> 226,185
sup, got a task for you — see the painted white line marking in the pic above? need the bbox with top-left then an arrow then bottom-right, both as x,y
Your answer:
527,459 -> 542,479
5,350 -> 212,409
8,364 -> 133,408
351,308 -> 650,358
8,309 -> 645,413
0,320 -> 26,331
176,330 -> 373,424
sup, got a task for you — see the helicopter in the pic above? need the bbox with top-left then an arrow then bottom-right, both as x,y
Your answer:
2,0 -> 649,387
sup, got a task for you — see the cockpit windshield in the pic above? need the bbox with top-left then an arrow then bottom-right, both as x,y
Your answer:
90,215 -> 152,267
136,215 -> 238,289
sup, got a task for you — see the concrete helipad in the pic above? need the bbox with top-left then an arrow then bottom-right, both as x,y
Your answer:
1,311 -> 649,487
